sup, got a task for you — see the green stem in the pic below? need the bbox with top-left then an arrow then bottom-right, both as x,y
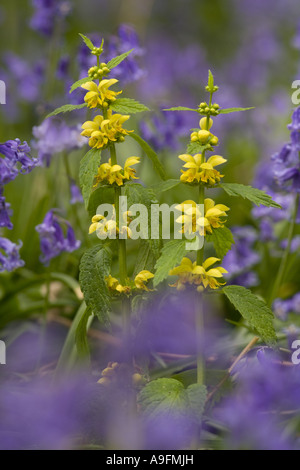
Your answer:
269,193 -> 299,306
110,144 -> 130,333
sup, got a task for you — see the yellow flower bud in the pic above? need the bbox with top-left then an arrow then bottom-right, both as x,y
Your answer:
197,130 -> 211,143
210,136 -> 219,145
97,377 -> 110,386
199,117 -> 213,130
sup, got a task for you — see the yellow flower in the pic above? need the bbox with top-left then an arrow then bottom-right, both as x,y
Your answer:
123,157 -> 140,180
105,275 -> 131,295
134,270 -> 154,291
169,257 -> 227,291
193,257 -> 228,290
198,155 -> 227,185
179,154 -> 202,183
175,198 -> 229,236
89,209 -> 132,239
89,214 -> 105,234
98,79 -> 122,105
81,79 -> 121,108
203,198 -> 229,233
81,111 -> 132,149
107,164 -> 124,186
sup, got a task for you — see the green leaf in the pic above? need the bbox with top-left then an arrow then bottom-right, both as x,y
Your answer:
79,33 -> 94,50
107,49 -> 134,70
129,133 -> 167,181
208,69 -> 214,90
70,77 -> 92,93
219,107 -> 255,114
111,98 -> 150,114
186,142 -> 210,155
223,285 -> 277,345
75,308 -> 93,357
79,245 -> 112,327
186,384 -> 207,423
79,148 -> 102,209
150,179 -> 181,194
154,239 -> 187,287
138,378 -> 188,419
46,103 -> 87,119
54,302 -> 87,378
138,379 -> 207,427
221,183 -> 281,208
133,241 -> 155,277
206,226 -> 235,259
87,185 -> 114,218
163,106 -> 198,112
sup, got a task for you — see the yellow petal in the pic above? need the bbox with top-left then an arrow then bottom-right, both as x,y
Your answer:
202,257 -> 220,270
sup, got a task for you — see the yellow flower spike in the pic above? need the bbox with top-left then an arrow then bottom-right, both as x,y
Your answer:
169,256 -> 227,291
199,155 -> 227,185
123,157 -> 140,180
134,270 -> 154,291
199,117 -> 213,130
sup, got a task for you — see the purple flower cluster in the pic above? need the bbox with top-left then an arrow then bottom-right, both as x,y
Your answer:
30,0 -> 72,37
140,109 -> 187,151
36,210 -> 81,265
216,354 -> 300,450
32,118 -> 85,166
0,238 -> 24,272
0,139 -> 38,230
69,180 -> 83,205
222,227 -> 260,287
273,293 -> 300,321
272,107 -> 300,193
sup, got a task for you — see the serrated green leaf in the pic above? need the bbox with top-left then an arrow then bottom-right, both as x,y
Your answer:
79,245 -> 112,327
223,285 -> 277,345
107,49 -> 133,70
70,76 -> 92,93
187,384 -> 207,422
163,106 -> 198,112
219,107 -> 255,114
46,103 -> 87,119
111,98 -> 150,114
206,226 -> 235,259
133,241 -> 156,277
75,307 -> 93,357
208,69 -> 214,90
129,133 -> 167,181
87,185 -> 114,218
186,142 -> 209,155
221,183 -> 281,208
150,179 -> 181,194
154,239 -> 187,287
79,148 -> 102,209
79,33 -> 94,50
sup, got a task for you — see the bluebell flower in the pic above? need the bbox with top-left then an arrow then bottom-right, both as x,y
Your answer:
32,119 -> 85,166
0,189 -> 13,230
70,180 -> 83,205
36,210 -> 81,265
273,298 -> 294,321
0,139 -> 38,184
30,0 -> 72,37
140,109 -> 186,151
0,238 -> 24,272
222,226 -> 259,287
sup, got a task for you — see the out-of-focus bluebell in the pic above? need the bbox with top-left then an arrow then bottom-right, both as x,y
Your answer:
30,0 -> 72,37
69,179 -> 83,205
32,118 -> 85,166
222,226 -> 259,287
36,209 -> 81,265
